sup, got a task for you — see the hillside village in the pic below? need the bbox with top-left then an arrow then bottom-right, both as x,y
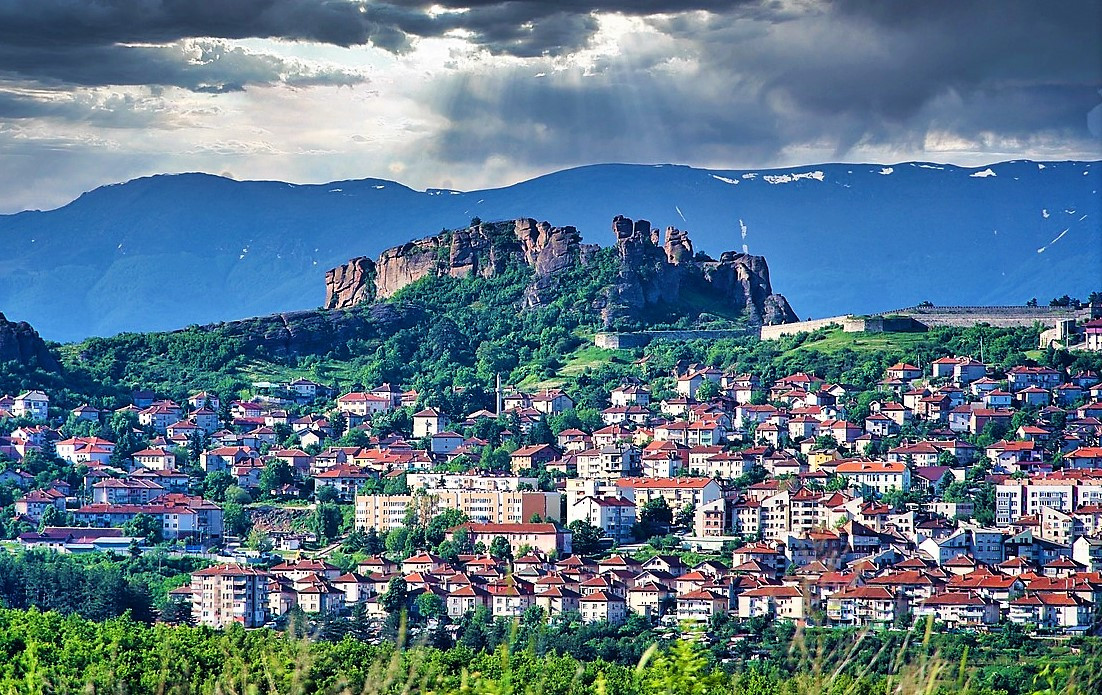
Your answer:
4,333 -> 1102,637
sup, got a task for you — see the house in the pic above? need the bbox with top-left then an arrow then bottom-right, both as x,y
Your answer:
12,391 -> 49,420
314,465 -> 376,501
826,586 -> 905,627
1008,366 -> 1062,392
55,436 -> 115,465
535,586 -> 582,616
886,363 -> 922,382
412,408 -> 447,438
336,392 -> 392,419
531,389 -> 574,415
1008,592 -> 1094,632
509,443 -> 560,473
835,461 -> 910,494
452,522 -> 572,556
14,488 -> 66,522
132,447 -> 177,471
610,384 -> 650,407
429,431 -> 464,456
914,592 -> 999,628
579,590 -> 627,624
736,585 -> 804,622
1085,318 -> 1102,351
677,589 -> 730,622
446,584 -> 491,618
188,391 -> 221,411
614,477 -> 722,516
569,496 -> 636,545
70,405 -> 101,423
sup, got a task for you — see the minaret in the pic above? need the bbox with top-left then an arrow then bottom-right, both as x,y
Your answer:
496,373 -> 503,416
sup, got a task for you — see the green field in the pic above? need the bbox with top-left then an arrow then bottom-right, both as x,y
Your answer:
787,329 -> 933,355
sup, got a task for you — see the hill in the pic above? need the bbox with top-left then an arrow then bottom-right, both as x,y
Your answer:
0,160 -> 1097,341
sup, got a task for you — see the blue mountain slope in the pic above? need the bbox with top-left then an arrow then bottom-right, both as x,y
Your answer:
0,160 -> 1097,341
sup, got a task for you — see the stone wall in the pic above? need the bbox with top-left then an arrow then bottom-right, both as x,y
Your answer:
758,316 -> 848,340
842,316 -> 927,333
594,329 -> 752,350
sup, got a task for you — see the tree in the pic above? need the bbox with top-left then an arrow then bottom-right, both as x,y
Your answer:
124,512 -> 163,544
489,536 -> 513,560
245,528 -> 274,553
311,502 -> 343,544
201,471 -> 235,502
224,485 -> 252,505
315,485 -> 339,503
363,528 -> 385,555
385,527 -> 409,554
223,501 -> 252,537
426,508 -> 468,547
380,577 -> 408,615
37,505 -> 65,531
695,380 -> 720,400
567,520 -> 604,556
414,591 -> 445,621
257,459 -> 293,497
674,502 -> 696,530
634,497 -> 673,540
160,597 -> 194,626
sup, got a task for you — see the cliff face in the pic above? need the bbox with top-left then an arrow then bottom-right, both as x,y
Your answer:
324,257 -> 376,310
602,215 -> 797,327
324,215 -> 797,328
0,312 -> 60,371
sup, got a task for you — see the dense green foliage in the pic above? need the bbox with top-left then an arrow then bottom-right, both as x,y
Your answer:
0,549 -> 206,622
0,607 -> 1095,694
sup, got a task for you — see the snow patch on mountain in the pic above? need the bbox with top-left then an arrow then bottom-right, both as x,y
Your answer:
763,170 -> 824,184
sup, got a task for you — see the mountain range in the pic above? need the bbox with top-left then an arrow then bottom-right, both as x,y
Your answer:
0,160 -> 1097,342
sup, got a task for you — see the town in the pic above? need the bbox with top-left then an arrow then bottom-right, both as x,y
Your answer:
3,322 -> 1102,640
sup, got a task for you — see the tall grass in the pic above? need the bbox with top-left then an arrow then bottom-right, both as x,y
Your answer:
0,609 -> 1091,695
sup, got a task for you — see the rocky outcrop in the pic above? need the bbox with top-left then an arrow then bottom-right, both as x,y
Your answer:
603,216 -> 797,328
0,312 -> 60,371
325,257 -> 376,310
327,218 -> 585,306
324,214 -> 798,329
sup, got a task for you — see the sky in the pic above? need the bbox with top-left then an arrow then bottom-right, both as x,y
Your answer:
1,0 -> 1100,213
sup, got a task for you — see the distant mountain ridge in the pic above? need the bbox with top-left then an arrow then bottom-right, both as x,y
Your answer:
0,160 -> 1097,342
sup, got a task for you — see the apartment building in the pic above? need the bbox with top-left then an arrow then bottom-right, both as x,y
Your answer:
190,563 -> 270,628
354,490 -> 561,531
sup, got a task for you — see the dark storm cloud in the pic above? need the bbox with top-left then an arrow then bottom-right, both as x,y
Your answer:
0,0 -> 765,86
0,41 -> 366,94
421,0 -> 1102,168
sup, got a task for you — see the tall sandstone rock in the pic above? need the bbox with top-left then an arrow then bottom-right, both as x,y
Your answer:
0,312 -> 60,372
324,215 -> 797,328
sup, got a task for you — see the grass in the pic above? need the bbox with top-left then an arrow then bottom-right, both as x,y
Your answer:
519,342 -> 629,390
788,329 -> 931,355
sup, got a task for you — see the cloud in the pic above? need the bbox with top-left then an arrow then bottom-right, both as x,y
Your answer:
418,1 -> 1101,171
0,0 -> 1098,213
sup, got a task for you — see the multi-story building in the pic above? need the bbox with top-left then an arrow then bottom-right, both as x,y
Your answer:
995,473 -> 1102,526
354,490 -> 561,531
453,522 -> 572,556
569,495 -> 636,544
835,461 -> 911,494
614,477 -> 722,516
190,564 -> 269,628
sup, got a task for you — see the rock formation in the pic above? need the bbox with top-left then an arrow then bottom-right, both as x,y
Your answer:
0,312 -> 60,371
325,257 -> 376,310
324,214 -> 797,329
